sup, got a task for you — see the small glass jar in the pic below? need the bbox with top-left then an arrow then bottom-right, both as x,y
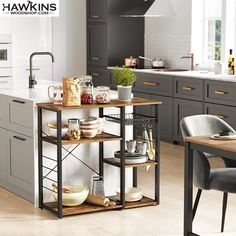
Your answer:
95,86 -> 111,104
80,76 -> 94,104
68,118 -> 80,140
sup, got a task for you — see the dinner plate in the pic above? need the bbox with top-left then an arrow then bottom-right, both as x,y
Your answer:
210,134 -> 236,140
114,157 -> 148,164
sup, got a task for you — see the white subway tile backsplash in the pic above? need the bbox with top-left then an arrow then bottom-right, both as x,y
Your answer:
145,34 -> 192,69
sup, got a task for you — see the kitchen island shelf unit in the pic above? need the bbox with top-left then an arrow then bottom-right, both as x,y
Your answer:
37,98 -> 161,218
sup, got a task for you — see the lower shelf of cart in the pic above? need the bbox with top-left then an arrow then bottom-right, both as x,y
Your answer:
103,158 -> 158,168
43,196 -> 157,216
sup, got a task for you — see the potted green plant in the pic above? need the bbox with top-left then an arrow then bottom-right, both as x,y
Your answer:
113,66 -> 137,101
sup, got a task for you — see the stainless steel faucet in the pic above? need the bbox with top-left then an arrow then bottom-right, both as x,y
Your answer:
29,52 -> 55,88
181,53 -> 194,71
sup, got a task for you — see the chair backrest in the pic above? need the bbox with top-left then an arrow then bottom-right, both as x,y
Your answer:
180,115 -> 235,189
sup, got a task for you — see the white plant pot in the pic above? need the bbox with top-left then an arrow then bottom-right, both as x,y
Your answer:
117,86 -> 132,102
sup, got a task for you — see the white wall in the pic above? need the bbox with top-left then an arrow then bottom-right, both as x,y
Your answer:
52,0 -> 86,81
145,0 -> 192,69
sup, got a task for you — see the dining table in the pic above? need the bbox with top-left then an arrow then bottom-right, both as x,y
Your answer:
183,135 -> 236,236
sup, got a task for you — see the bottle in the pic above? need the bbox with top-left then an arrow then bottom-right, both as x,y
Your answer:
80,76 -> 94,104
228,49 -> 233,74
230,58 -> 235,75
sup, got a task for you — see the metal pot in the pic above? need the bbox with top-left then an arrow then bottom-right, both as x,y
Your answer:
124,56 -> 139,68
139,56 -> 165,68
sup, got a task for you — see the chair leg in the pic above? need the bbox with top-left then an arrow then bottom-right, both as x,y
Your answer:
192,189 -> 202,221
221,192 -> 228,233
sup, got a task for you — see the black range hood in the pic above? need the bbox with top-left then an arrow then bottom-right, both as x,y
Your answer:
121,0 -> 155,17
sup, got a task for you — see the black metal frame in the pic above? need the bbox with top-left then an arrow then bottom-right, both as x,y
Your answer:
38,103 -> 160,218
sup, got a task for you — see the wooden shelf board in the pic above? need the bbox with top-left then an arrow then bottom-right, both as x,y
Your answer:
37,97 -> 162,111
42,133 -> 122,145
104,158 -> 158,168
108,195 -> 158,209
44,202 -> 122,216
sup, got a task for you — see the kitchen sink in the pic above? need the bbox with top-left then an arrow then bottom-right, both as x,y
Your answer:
152,68 -> 189,72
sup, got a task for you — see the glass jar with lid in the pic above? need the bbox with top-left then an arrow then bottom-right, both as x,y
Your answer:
95,86 -> 111,104
68,118 -> 80,140
80,76 -> 94,104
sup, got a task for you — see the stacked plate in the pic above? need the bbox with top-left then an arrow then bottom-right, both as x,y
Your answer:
116,187 -> 143,202
113,151 -> 148,164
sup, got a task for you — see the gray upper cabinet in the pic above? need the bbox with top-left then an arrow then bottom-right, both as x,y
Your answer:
88,0 -> 107,23
6,131 -> 34,201
174,77 -> 203,101
134,73 -> 173,96
205,80 -> 236,106
174,99 -> 203,142
0,128 -> 7,181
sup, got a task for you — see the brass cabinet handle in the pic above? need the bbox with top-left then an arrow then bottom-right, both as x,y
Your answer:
143,81 -> 160,86
215,114 -> 228,119
91,15 -> 101,19
182,86 -> 194,91
214,91 -> 227,95
92,73 -> 100,77
92,57 -> 101,61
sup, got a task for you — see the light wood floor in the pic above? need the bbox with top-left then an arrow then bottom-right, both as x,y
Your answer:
1,142 -> 236,236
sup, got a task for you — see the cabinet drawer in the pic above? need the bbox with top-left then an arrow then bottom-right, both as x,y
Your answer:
174,77 -> 203,101
6,96 -> 34,137
88,24 -> 107,66
205,80 -> 236,106
134,73 -> 173,96
88,66 -> 109,86
88,0 -> 107,22
0,95 -> 6,127
205,103 -> 236,129
7,131 -> 34,198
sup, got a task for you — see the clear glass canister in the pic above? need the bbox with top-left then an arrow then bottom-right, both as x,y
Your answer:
80,76 -> 94,104
96,86 -> 111,104
68,118 -> 80,140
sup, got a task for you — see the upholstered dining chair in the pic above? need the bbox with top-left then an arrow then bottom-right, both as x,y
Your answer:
180,114 -> 236,232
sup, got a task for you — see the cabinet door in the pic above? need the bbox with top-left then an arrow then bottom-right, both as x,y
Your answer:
174,99 -> 203,142
87,66 -> 109,86
205,103 -> 236,130
0,95 -> 6,127
152,95 -> 173,142
0,128 -> 7,180
88,0 -> 107,22
88,24 -> 107,66
133,92 -> 152,117
6,96 -> 34,137
7,131 -> 34,197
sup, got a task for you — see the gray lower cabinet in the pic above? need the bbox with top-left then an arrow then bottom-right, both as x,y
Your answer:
0,95 -> 5,127
134,92 -> 173,142
6,131 -> 34,201
0,128 -> 7,181
174,98 -> 203,142
88,66 -> 109,86
205,103 -> 236,129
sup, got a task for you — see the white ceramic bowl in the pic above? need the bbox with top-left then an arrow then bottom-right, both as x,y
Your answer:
80,124 -> 98,129
116,187 -> 142,200
48,124 -> 68,137
80,117 -> 98,126
53,185 -> 89,207
80,128 -> 98,138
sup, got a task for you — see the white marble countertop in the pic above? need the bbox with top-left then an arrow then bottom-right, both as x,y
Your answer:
108,67 -> 236,82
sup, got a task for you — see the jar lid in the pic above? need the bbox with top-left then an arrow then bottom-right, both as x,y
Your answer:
97,86 -> 110,90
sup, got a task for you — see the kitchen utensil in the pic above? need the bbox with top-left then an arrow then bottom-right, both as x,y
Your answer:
63,77 -> 81,106
136,141 -> 148,155
139,56 -> 165,68
124,56 -> 139,68
86,195 -> 116,207
48,84 -> 63,104
92,176 -> 105,197
126,140 -> 136,153
52,185 -> 89,206
148,129 -> 155,160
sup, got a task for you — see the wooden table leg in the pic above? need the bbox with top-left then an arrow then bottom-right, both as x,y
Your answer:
184,142 -> 198,236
